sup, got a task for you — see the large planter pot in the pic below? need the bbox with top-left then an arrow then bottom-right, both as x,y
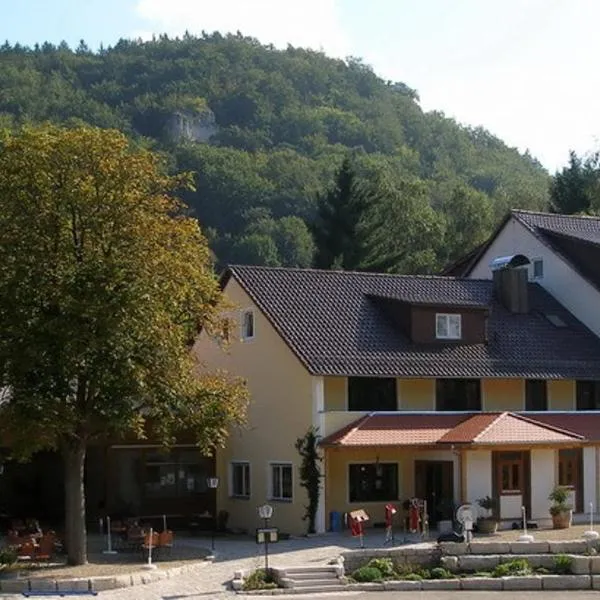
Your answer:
477,517 -> 498,534
551,509 -> 572,529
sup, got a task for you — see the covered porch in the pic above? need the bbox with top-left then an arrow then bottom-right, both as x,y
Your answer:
320,411 -> 600,531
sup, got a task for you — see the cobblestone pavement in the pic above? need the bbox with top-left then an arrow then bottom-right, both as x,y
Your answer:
1,531 -> 402,599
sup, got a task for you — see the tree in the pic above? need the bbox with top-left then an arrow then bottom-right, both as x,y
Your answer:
295,428 -> 322,535
312,156 -> 372,270
0,125 -> 248,565
550,150 -> 600,214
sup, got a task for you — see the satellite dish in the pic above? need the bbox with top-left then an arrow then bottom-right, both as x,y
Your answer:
456,504 -> 475,525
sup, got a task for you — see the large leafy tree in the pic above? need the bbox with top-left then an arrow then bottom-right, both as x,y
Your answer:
0,125 -> 248,565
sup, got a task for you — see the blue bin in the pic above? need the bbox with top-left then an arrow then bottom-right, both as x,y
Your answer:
329,511 -> 342,532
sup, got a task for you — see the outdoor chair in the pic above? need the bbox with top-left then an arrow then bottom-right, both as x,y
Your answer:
16,540 -> 36,563
157,530 -> 174,559
141,531 -> 160,561
34,533 -> 55,565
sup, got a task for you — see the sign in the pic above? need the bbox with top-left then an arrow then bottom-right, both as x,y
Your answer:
256,527 -> 279,544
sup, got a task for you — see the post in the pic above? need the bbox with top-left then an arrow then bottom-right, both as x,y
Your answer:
102,515 -> 117,555
163,514 -> 167,533
517,505 -> 533,542
264,517 -> 270,571
206,476 -> 220,553
584,501 -> 599,540
143,527 -> 157,570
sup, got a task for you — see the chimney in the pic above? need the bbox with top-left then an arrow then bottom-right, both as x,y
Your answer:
490,255 -> 530,314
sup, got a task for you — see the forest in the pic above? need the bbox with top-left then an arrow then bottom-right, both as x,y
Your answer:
0,32 -> 554,272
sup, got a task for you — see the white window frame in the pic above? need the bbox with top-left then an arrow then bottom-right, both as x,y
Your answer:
269,462 -> 293,501
229,461 -> 251,499
240,309 -> 255,341
532,258 -> 544,280
436,313 -> 462,340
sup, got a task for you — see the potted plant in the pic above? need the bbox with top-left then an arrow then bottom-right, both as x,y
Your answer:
548,485 -> 573,529
476,495 -> 498,534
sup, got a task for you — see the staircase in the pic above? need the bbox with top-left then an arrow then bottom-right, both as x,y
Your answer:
274,565 -> 348,592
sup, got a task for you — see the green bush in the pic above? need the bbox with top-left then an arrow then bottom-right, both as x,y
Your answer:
553,554 -> 573,575
366,558 -> 395,578
402,572 -> 424,581
471,571 -> 492,578
0,548 -> 17,565
352,566 -> 383,582
493,559 -> 531,578
416,568 -> 431,579
535,567 -> 551,575
429,567 -> 455,579
242,569 -> 277,591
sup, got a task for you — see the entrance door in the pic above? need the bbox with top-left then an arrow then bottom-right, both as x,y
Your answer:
493,451 -> 530,519
415,461 -> 454,525
558,448 -> 583,513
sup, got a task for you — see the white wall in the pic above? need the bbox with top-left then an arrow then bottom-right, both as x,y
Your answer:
530,449 -> 554,520
584,446 -> 597,512
465,451 -> 492,515
469,217 -> 600,338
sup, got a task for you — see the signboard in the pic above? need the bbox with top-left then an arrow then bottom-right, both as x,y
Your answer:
256,527 -> 279,544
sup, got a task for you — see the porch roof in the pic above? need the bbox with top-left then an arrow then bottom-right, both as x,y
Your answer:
320,412 -> 593,448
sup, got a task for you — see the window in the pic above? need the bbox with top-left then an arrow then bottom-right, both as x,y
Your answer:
435,314 -> 462,340
436,379 -> 481,411
347,377 -> 396,411
558,449 -> 581,488
576,381 -> 600,410
525,380 -> 547,411
230,462 -> 250,498
497,452 -> 523,494
144,450 -> 210,498
349,463 -> 398,503
270,463 -> 293,500
241,310 -> 255,340
532,258 -> 544,279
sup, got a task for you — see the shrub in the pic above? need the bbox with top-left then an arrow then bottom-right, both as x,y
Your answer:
367,557 -> 395,577
402,572 -> 424,581
553,554 -> 573,575
416,568 -> 431,579
493,558 -> 532,578
430,567 -> 455,579
471,571 -> 492,578
535,567 -> 551,575
242,569 -> 277,591
0,548 -> 17,565
352,566 -> 383,582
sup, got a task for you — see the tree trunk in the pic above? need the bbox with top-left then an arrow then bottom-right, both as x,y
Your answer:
63,441 -> 88,565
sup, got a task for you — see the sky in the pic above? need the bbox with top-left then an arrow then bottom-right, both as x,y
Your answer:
2,0 -> 600,173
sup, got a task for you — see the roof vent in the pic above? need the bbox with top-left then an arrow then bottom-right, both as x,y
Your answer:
544,314 -> 567,328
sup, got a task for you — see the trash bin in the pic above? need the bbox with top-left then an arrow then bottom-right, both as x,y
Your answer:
329,511 -> 342,532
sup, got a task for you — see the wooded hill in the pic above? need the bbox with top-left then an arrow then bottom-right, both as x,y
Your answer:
0,33 -> 551,272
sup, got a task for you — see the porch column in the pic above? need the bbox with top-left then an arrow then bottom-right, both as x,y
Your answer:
312,376 -> 326,533
583,446 -> 597,512
530,449 -> 554,520
465,450 -> 492,505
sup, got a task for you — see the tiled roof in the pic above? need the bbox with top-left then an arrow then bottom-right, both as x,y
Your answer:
530,414 -> 600,442
321,412 -> 592,448
228,265 -> 600,379
513,210 -> 600,245
440,413 -> 583,444
320,413 -> 466,447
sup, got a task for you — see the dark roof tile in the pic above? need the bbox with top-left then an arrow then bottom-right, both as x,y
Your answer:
228,265 -> 600,379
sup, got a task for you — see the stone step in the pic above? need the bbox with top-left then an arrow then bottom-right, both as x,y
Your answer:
287,571 -> 339,581
279,565 -> 338,574
287,579 -> 345,588
280,584 -> 350,593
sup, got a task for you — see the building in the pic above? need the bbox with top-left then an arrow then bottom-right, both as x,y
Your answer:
194,253 -> 600,535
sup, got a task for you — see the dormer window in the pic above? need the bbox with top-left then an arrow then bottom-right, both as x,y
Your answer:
436,313 -> 461,340
241,309 -> 255,341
